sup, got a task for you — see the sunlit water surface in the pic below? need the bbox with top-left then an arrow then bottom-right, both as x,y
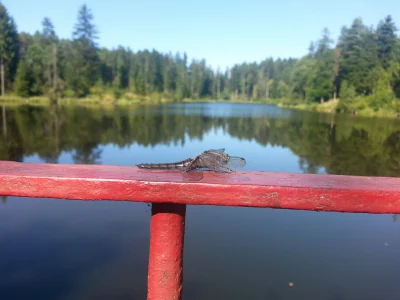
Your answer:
1,102 -> 400,299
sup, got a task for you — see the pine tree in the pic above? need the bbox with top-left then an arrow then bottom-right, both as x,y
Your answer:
307,28 -> 335,102
0,3 -> 19,95
73,5 -> 98,45
41,17 -> 59,94
67,4 -> 100,97
376,15 -> 398,69
15,34 -> 46,96
338,18 -> 380,95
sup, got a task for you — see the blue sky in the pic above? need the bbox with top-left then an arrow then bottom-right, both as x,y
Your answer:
3,0 -> 400,70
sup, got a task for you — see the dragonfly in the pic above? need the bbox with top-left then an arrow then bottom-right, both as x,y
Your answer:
137,148 -> 246,173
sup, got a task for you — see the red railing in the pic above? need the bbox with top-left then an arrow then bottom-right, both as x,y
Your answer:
1,160 -> 400,299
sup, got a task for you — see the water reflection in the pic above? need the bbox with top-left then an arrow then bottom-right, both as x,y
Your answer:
1,103 -> 400,177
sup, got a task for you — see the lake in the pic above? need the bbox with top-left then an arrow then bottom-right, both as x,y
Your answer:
1,102 -> 400,300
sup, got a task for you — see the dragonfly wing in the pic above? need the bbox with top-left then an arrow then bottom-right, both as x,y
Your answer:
211,166 -> 232,173
224,156 -> 246,168
204,148 -> 225,154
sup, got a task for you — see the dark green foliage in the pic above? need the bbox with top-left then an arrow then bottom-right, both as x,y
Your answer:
15,59 -> 31,97
0,3 -> 19,94
337,80 -> 356,112
41,17 -> 59,94
376,15 -> 398,69
339,80 -> 356,103
290,57 -> 315,101
306,28 -> 335,102
66,5 -> 100,97
338,18 -> 380,95
65,39 -> 100,97
15,33 -> 46,96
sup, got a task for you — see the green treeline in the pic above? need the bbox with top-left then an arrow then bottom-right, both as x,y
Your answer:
1,3 -> 400,113
1,104 -> 400,177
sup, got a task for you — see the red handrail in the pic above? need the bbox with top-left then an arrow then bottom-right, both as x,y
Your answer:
1,160 -> 400,299
1,161 -> 400,212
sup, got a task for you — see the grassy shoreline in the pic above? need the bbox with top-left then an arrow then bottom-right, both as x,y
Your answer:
1,95 -> 399,118
274,99 -> 400,118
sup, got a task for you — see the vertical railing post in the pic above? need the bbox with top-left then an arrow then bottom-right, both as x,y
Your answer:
147,203 -> 186,300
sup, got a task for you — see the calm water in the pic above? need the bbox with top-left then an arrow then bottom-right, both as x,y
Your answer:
1,102 -> 400,300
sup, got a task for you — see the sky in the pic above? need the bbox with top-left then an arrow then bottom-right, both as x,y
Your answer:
3,0 -> 400,70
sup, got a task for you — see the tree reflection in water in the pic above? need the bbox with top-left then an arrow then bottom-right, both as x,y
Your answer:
0,103 -> 399,178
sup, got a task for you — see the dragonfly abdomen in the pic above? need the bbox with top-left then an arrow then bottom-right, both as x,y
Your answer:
137,158 -> 193,170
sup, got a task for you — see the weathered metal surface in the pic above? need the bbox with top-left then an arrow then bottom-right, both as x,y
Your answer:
1,161 -> 400,213
147,204 -> 186,300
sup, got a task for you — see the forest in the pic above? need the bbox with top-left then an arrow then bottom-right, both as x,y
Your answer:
1,3 -> 400,114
